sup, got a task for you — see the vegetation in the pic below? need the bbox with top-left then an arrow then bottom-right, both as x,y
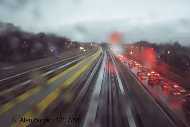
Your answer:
133,41 -> 190,73
0,22 -> 80,63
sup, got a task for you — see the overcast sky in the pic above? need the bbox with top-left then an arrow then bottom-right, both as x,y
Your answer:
0,0 -> 190,45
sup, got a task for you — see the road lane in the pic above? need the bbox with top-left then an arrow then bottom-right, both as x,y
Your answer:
83,51 -> 107,127
0,45 -> 188,127
110,53 -> 137,127
84,50 -> 135,127
41,50 -> 103,127
114,54 -> 186,127
0,48 -> 102,127
0,47 -> 98,95
0,48 -> 98,107
122,58 -> 189,127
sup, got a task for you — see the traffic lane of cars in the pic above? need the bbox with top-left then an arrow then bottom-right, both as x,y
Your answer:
118,56 -> 190,126
126,59 -> 187,96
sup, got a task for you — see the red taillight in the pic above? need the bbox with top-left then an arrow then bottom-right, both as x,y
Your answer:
173,84 -> 179,88
173,92 -> 181,95
180,89 -> 186,93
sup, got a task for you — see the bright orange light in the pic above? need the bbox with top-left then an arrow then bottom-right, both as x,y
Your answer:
109,32 -> 123,44
137,47 -> 157,68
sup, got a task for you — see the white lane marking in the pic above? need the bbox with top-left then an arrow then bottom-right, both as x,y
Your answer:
0,80 -> 31,96
125,104 -> 137,127
115,68 -> 125,94
83,53 -> 107,127
0,58 -> 81,96
42,59 -> 80,76
110,53 -> 137,127
110,54 -> 125,94
0,55 -> 82,82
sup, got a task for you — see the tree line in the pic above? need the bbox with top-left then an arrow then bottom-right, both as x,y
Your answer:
133,41 -> 190,73
0,23 -> 80,63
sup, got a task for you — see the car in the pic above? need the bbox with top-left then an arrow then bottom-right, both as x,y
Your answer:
140,67 -> 150,73
171,83 -> 187,95
160,81 -> 186,96
147,71 -> 161,86
134,63 -> 141,68
161,84 -> 171,94
137,64 -> 144,71
117,55 -> 126,62
148,79 -> 160,86
128,61 -> 135,68
137,67 -> 149,80
137,71 -> 148,80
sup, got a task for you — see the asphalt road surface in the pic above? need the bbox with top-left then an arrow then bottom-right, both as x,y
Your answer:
0,46 -> 189,127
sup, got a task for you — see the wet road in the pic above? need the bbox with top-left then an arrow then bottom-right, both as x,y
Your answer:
0,46 -> 189,127
116,52 -> 190,127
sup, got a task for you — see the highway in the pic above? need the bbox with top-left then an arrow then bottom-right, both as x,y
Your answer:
0,45 -> 189,127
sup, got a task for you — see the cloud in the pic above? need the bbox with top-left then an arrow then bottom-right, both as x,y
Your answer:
0,0 -> 190,45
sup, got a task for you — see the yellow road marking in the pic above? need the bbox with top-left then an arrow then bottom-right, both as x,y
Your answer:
17,87 -> 41,102
47,48 -> 101,84
0,49 -> 100,116
36,56 -> 98,113
0,87 -> 41,115
12,50 -> 101,127
36,88 -> 61,113
63,63 -> 90,88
